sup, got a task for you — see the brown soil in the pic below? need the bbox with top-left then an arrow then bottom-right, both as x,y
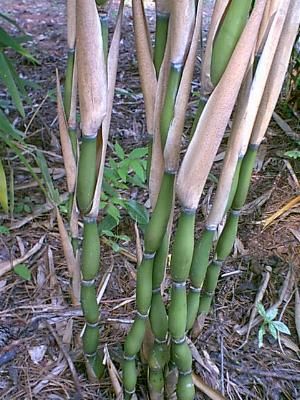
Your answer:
0,1 -> 299,399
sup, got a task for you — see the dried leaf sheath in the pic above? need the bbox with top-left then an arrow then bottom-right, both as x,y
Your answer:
176,0 -> 267,211
76,0 -> 107,137
132,0 -> 157,136
90,0 -> 124,218
251,0 -> 300,146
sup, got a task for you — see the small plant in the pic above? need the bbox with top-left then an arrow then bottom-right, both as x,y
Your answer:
100,142 -> 148,226
284,141 -> 300,160
257,303 -> 291,348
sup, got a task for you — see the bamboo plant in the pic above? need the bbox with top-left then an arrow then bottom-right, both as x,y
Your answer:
57,0 -> 124,379
197,0 -> 300,316
58,0 -> 300,396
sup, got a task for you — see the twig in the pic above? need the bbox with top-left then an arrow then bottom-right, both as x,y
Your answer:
272,111 -> 300,142
243,266 -> 272,345
45,321 -> 83,398
223,361 -> 300,382
9,192 -> 69,229
0,236 -> 45,277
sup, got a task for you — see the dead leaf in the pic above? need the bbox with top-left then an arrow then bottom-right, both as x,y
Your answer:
104,345 -> 123,399
192,372 -> 225,400
295,287 -> 300,344
280,335 -> 300,354
28,345 -> 47,364
263,195 -> 300,228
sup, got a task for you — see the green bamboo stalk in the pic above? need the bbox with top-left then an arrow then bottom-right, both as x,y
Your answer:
168,210 -> 196,399
76,137 -> 97,214
192,0 -> 252,134
186,153 -> 243,327
154,12 -> 169,76
64,50 -> 75,120
76,0 -> 107,379
197,145 -> 257,314
160,63 -> 182,149
80,219 -> 104,377
210,0 -> 252,86
148,232 -> 169,396
100,14 -> 109,61
186,226 -> 215,329
123,173 -> 175,397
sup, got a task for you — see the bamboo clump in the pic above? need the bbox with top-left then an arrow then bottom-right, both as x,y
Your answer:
55,0 -> 299,398
57,0 -> 124,380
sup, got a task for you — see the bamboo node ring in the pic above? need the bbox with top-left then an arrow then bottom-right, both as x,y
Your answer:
172,281 -> 186,289
202,290 -> 214,297
136,310 -> 149,320
206,224 -> 217,231
83,215 -> 97,223
81,132 -> 98,140
68,48 -> 75,54
171,62 -> 184,71
190,285 -> 201,293
144,252 -> 156,260
81,279 -> 95,287
86,351 -> 97,358
156,11 -> 170,18
212,259 -> 223,267
86,321 -> 99,328
164,168 -> 177,175
179,369 -> 192,376
231,209 -> 241,216
171,335 -> 186,345
125,388 -> 136,395
152,287 -> 161,294
182,207 -> 197,214
124,354 -> 136,361
155,337 -> 167,344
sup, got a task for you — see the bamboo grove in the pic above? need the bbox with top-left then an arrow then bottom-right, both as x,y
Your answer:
56,0 -> 300,398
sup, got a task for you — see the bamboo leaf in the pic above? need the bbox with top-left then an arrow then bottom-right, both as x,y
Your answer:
0,27 -> 38,64
0,52 -> 25,117
0,109 -> 24,140
0,158 -> 8,213
35,150 -> 60,205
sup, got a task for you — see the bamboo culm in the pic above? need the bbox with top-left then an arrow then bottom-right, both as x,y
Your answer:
123,172 -> 175,397
168,210 -> 196,400
198,144 -> 258,313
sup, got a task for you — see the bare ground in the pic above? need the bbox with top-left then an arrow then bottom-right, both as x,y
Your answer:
0,1 -> 299,399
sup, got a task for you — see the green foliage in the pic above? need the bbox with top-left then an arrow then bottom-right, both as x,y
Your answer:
99,142 -> 149,249
0,14 -> 38,119
257,303 -> 291,348
0,225 -> 10,235
284,140 -> 300,160
13,263 -> 32,280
